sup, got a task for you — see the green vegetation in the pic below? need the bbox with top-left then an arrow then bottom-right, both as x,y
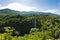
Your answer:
0,9 -> 60,40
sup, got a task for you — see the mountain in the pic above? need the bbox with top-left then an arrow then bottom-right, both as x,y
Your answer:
0,8 -> 60,17
0,8 -> 60,39
0,8 -> 20,14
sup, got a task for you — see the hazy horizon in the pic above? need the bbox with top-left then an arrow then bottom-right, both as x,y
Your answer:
0,0 -> 60,14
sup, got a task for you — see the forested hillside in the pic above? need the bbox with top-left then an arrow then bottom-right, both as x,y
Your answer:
0,9 -> 60,40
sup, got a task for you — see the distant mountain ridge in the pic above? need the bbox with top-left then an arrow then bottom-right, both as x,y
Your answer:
0,8 -> 20,14
0,8 -> 59,17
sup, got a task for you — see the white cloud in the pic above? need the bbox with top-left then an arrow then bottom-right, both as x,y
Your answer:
42,9 -> 60,15
13,0 -> 33,2
42,9 -> 57,13
21,0 -> 32,1
0,2 -> 60,15
0,3 -> 37,11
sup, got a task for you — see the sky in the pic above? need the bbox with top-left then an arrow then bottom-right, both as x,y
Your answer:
0,0 -> 60,14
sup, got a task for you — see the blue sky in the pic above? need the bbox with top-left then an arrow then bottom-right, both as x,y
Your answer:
0,0 -> 60,14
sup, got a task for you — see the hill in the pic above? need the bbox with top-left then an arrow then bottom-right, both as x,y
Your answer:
0,9 -> 60,40
0,8 -> 59,17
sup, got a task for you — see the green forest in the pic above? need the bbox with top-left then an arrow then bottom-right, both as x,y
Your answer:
0,9 -> 60,40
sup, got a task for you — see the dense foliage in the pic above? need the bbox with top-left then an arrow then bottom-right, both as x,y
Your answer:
0,12 -> 60,40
